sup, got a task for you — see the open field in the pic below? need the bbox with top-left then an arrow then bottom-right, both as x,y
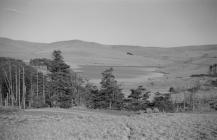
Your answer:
78,65 -> 164,93
0,108 -> 217,140
78,65 -> 158,79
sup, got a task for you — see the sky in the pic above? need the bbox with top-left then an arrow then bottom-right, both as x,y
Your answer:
0,0 -> 217,47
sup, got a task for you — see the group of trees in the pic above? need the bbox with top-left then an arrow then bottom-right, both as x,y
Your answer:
0,51 -> 125,109
0,51 -> 77,108
168,80 -> 216,112
81,68 -> 125,110
0,50 -> 177,112
124,86 -> 149,111
0,57 -> 41,108
124,85 -> 175,112
47,51 -> 125,109
209,64 -> 217,76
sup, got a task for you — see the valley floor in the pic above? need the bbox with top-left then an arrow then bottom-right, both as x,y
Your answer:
0,108 -> 217,140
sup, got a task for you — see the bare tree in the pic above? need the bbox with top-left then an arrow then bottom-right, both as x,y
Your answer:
42,74 -> 45,104
22,66 -> 26,109
3,68 -> 10,106
29,73 -> 33,107
15,66 -> 18,106
0,87 -> 2,106
18,67 -> 21,109
37,70 -> 39,97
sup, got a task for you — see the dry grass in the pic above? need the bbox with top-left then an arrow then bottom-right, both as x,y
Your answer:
0,108 -> 217,140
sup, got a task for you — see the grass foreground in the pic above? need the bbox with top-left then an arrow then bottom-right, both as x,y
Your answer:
0,107 -> 217,140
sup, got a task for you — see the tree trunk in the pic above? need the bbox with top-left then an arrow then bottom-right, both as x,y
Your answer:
75,73 -> 80,105
6,95 -> 8,107
18,67 -> 21,109
3,68 -> 10,107
23,67 -> 26,109
109,100 -> 112,110
192,88 -> 195,112
8,62 -> 14,107
0,87 -> 2,106
43,74 -> 45,104
183,92 -> 186,111
15,67 -> 18,106
37,71 -> 38,97
176,103 -> 179,112
29,73 -> 33,108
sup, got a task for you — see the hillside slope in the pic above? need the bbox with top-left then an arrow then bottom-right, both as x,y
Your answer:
0,37 -> 216,91
0,37 -> 171,67
0,37 -> 216,68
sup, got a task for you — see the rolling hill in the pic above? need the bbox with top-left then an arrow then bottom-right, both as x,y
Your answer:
1,37 -> 216,67
0,37 -> 171,67
0,37 -> 216,92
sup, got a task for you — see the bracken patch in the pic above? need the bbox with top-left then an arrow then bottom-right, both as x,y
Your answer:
0,109 -> 217,140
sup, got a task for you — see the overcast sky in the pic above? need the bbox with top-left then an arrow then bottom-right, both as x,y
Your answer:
0,0 -> 217,47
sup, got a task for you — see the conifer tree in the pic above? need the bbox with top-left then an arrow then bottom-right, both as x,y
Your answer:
99,67 -> 124,109
127,85 -> 148,111
49,50 -> 72,108
128,85 -> 145,101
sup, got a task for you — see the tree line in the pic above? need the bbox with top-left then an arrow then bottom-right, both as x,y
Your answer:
0,51 -> 124,109
0,50 -> 181,112
0,57 -> 51,108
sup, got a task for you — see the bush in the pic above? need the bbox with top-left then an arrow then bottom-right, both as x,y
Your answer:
153,95 -> 175,112
59,96 -> 72,108
0,107 -> 20,114
154,99 -> 175,112
32,96 -> 48,108
209,99 -> 217,110
211,79 -> 217,87
124,101 -> 148,111
59,101 -> 72,108
153,107 -> 160,113
146,108 -> 152,113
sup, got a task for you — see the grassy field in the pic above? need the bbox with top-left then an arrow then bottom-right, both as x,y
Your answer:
78,65 -> 164,93
0,108 -> 217,140
78,65 -> 157,79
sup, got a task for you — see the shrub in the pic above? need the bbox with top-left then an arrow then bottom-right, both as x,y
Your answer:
153,94 -> 175,112
209,99 -> 217,110
154,99 -> 175,112
153,107 -> 160,113
59,100 -> 72,108
32,96 -> 48,108
59,95 -> 72,108
0,107 -> 20,114
146,108 -> 152,113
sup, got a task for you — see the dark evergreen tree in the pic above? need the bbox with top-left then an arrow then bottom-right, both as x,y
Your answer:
153,93 -> 175,112
83,83 -> 99,108
99,67 -> 124,109
128,85 -> 145,101
214,64 -> 217,75
127,85 -> 148,111
169,87 -> 176,93
209,64 -> 217,76
209,65 -> 213,75
49,50 -> 72,108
